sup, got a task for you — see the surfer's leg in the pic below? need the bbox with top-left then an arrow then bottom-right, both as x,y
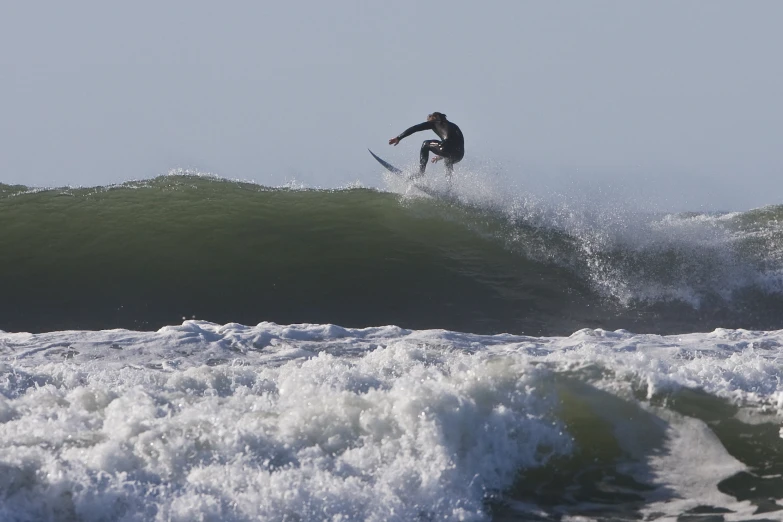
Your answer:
444,159 -> 454,179
419,140 -> 441,175
438,144 -> 462,180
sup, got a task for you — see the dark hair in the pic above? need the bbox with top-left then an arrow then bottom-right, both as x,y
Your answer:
429,112 -> 447,121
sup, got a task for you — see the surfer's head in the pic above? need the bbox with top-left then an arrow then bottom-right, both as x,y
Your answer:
427,112 -> 447,122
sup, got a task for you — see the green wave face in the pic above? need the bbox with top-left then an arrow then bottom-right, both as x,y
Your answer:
2,175 -> 783,334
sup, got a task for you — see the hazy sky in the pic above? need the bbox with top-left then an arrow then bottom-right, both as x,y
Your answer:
1,1 -> 781,210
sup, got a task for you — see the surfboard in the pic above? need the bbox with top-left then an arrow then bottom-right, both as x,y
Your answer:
368,149 -> 444,199
368,149 -> 403,175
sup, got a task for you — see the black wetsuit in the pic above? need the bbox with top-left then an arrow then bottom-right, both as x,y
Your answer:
396,119 -> 465,176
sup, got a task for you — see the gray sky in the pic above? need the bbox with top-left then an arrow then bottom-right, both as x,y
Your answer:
1,1 -> 781,210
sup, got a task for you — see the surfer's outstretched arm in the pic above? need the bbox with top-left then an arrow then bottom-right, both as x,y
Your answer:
389,121 -> 434,145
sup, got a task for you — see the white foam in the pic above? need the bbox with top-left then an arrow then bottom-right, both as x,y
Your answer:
1,321 -> 780,520
643,410 -> 747,520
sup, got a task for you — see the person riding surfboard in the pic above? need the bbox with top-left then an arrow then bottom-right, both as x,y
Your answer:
389,112 -> 464,178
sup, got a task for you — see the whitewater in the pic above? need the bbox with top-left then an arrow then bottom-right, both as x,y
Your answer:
1,170 -> 782,520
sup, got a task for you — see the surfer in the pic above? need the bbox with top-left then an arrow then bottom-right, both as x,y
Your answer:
389,112 -> 464,178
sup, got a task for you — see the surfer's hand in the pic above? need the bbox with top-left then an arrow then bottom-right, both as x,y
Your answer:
431,156 -> 442,163
389,137 -> 399,146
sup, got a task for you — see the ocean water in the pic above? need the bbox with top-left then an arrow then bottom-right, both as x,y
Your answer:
1,173 -> 782,521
